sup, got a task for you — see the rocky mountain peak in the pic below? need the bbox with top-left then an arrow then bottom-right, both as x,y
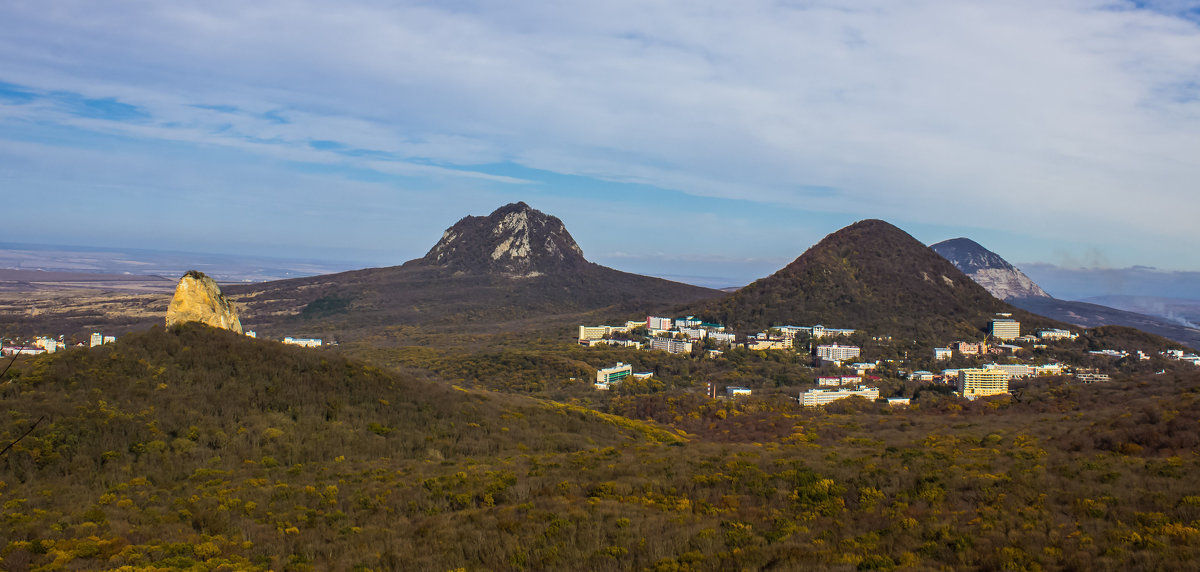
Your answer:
931,238 -> 1050,300
165,270 -> 244,333
419,202 -> 587,276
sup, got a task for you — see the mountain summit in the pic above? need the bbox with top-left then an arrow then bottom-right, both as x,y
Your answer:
418,202 -> 587,276
692,219 -> 1055,341
226,202 -> 721,338
930,238 -> 1049,300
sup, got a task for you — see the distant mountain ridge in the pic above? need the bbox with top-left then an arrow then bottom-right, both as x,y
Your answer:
690,219 -> 1062,342
932,237 -> 1200,350
930,238 -> 1049,300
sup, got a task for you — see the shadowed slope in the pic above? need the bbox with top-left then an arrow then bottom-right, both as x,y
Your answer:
692,220 -> 1063,341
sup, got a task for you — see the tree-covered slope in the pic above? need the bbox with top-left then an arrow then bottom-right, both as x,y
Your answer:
4,324 -> 1200,570
693,219 -> 1062,341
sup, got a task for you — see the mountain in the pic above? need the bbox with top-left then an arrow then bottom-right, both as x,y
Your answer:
225,202 -> 722,341
417,201 -> 588,276
931,238 -> 1200,350
690,219 -> 1062,342
930,238 -> 1049,300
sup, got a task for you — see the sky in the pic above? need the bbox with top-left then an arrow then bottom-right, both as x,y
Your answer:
2,0 -> 1199,292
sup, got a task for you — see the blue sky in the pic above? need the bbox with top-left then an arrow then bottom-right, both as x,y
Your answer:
2,0 -> 1199,290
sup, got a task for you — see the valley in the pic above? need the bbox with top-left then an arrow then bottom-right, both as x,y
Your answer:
2,203 -> 1199,570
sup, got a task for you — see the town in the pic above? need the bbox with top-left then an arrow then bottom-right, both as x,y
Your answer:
580,314 -> 1200,406
0,330 -> 330,356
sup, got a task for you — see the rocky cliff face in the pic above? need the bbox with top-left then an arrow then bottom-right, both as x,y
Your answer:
417,202 -> 588,276
165,270 -> 243,333
931,238 -> 1050,300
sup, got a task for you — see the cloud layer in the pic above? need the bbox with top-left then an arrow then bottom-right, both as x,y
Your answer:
2,0 -> 1199,279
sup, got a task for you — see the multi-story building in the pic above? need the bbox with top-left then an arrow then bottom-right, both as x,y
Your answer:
34,337 -> 62,353
646,316 -> 673,331
774,325 -> 856,339
953,341 -> 987,356
579,339 -> 644,349
1037,329 -> 1077,341
726,386 -> 752,397
678,327 -> 708,341
596,362 -> 633,384
911,370 -> 935,381
747,337 -> 792,351
708,332 -> 737,346
984,363 -> 1034,378
1034,363 -> 1064,376
816,343 -> 860,362
799,386 -> 880,407
2,346 -> 46,357
850,362 -> 877,375
957,368 -> 1010,399
989,319 -> 1021,341
90,333 -> 104,347
578,325 -> 611,340
283,337 -> 322,348
817,375 -> 860,386
934,347 -> 952,360
650,337 -> 693,354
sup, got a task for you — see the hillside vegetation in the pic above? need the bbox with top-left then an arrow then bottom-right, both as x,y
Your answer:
693,220 -> 1064,342
3,326 -> 1200,570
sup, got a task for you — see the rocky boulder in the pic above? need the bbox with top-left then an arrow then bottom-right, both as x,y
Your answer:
165,270 -> 243,333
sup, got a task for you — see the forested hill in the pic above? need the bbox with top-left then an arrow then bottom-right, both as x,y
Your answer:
691,219 -> 1065,342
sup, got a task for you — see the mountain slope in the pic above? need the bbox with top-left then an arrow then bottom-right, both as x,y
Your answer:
226,202 -> 722,340
1010,296 -> 1200,350
932,237 -> 1200,350
931,238 -> 1049,300
691,219 -> 1062,342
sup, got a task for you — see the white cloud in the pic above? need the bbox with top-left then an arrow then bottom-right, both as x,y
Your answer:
2,0 -> 1199,270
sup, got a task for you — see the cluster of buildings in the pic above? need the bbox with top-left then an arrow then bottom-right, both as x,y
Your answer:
932,323 -> 1080,361
581,311 -> 1196,407
1,332 -> 117,357
1162,349 -> 1200,366
578,316 -> 736,355
578,316 -> 863,363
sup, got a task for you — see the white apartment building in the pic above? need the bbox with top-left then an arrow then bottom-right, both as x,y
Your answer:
984,363 -> 1034,378
989,319 -> 1021,341
1037,329 -> 1077,341
816,343 -> 861,362
799,386 -> 880,407
646,316 -> 673,330
957,368 -> 1009,399
650,337 -> 692,354
283,337 -> 323,348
